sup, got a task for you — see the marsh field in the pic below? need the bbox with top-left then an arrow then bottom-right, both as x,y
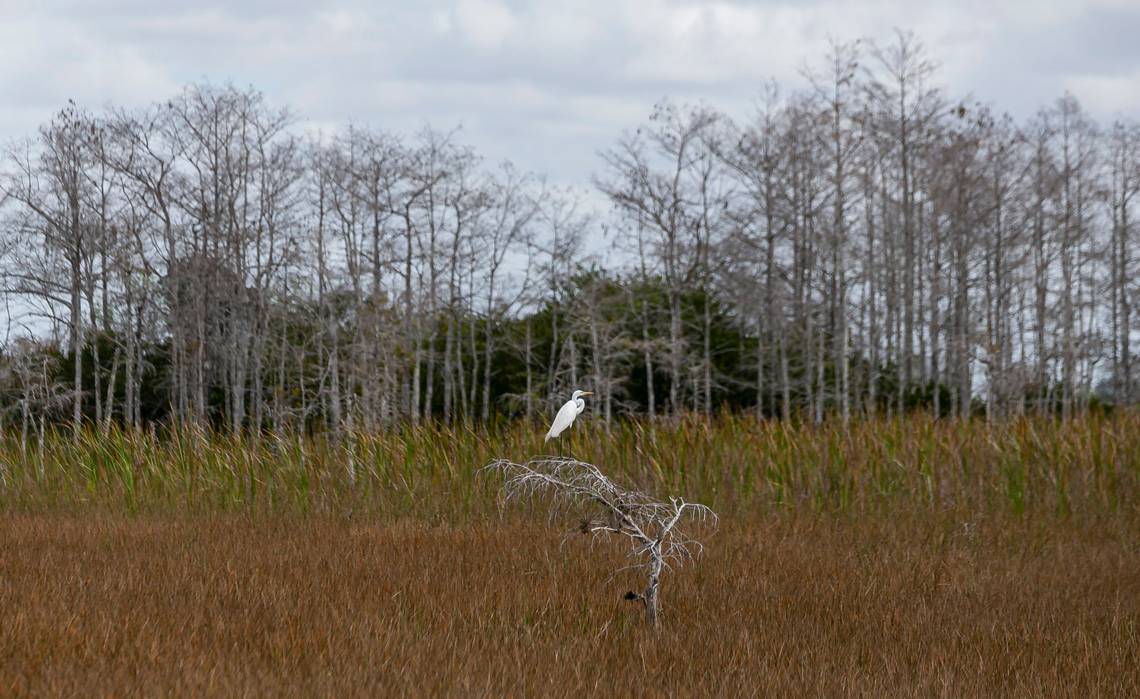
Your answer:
1,416 -> 1139,696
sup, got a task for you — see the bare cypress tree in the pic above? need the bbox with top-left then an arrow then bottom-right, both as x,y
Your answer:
809,38 -> 864,421
598,102 -> 719,416
1,104 -> 95,435
1109,121 -> 1139,404
867,31 -> 942,409
4,56 -> 1138,429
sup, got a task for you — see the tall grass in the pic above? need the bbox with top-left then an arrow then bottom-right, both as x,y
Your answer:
6,512 -> 1138,696
1,414 -> 1137,516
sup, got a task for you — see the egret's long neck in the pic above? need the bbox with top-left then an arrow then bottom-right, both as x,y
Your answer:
576,398 -> 585,414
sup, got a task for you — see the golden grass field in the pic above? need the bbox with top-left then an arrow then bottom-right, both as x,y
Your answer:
1,416 -> 1139,696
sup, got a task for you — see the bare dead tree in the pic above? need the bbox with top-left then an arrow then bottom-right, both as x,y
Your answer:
4,39 -> 1140,430
483,456 -> 717,627
597,101 -> 721,415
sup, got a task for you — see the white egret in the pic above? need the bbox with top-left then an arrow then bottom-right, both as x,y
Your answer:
545,390 -> 593,448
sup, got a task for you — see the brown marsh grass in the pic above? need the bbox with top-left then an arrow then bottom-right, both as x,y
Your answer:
1,511 -> 1137,697
1,416 -> 1138,695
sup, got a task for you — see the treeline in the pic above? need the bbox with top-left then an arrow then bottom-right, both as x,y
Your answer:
2,32 -> 1139,433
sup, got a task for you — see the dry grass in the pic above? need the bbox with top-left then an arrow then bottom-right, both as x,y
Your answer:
2,417 -> 1138,695
2,510 -> 1137,697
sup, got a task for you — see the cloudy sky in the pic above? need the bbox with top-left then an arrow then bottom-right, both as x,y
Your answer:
2,0 -> 1139,186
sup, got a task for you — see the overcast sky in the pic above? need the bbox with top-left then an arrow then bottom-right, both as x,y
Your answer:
2,0 -> 1139,187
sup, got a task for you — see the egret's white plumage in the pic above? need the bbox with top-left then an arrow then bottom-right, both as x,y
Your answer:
545,390 -> 593,443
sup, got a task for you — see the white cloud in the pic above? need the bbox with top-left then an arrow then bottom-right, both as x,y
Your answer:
1064,70 -> 1140,118
453,0 -> 518,49
317,9 -> 357,35
0,17 -> 178,111
0,0 -> 1136,189
431,8 -> 454,34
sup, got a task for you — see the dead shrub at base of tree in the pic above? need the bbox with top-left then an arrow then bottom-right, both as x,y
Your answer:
1,511 -> 1137,697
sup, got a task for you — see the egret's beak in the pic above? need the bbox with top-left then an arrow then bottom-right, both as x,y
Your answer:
581,391 -> 594,396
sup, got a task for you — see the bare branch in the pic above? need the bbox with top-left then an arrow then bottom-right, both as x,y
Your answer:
483,456 -> 717,626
